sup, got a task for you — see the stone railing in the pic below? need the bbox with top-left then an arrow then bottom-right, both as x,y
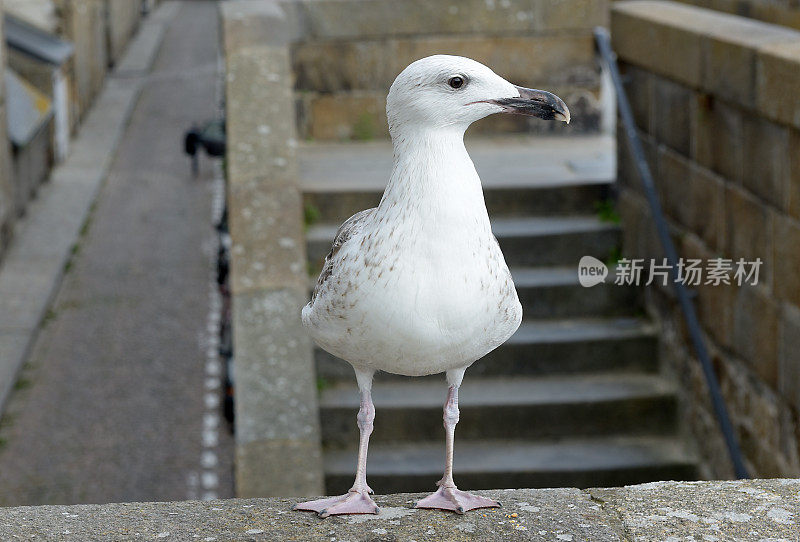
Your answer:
612,1 -> 800,479
0,479 -> 797,540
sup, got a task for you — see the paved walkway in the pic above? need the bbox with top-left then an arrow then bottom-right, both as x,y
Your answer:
0,0 -> 233,505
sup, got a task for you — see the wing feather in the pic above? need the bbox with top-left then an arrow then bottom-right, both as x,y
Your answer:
310,208 -> 376,303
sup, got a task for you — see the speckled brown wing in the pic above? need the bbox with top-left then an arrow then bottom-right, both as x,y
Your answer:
310,208 -> 376,304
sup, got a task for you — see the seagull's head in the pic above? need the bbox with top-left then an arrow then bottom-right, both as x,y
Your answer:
386,55 -> 570,137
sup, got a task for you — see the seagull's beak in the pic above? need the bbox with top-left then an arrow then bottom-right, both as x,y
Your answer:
490,85 -> 570,124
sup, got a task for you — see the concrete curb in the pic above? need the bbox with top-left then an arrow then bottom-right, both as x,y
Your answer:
0,1 -> 180,416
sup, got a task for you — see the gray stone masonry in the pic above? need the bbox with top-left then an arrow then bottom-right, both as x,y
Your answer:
0,479 -> 797,540
612,1 -> 800,479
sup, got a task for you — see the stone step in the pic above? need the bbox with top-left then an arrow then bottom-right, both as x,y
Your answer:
316,317 -> 659,382
319,374 -> 677,447
324,435 -> 698,494
512,266 -> 640,319
305,215 -> 621,269
303,182 -> 611,225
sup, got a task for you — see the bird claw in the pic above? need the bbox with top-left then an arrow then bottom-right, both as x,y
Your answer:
415,486 -> 500,514
294,490 -> 379,518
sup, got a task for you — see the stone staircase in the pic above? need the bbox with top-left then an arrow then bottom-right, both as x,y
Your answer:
299,135 -> 698,494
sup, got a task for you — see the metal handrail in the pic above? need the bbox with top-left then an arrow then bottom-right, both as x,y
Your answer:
593,26 -> 749,479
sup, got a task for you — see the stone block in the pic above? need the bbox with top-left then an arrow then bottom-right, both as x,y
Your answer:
691,94 -> 744,184
772,214 -> 800,309
779,302 -> 800,411
232,288 -> 324,497
620,63 -> 652,133
617,125 -> 657,198
220,0 -> 303,52
724,186 -> 772,287
227,180 -> 308,295
611,2 -> 705,88
298,0 -> 542,39
680,232 -> 735,349
790,129 -> 800,220
689,163 -> 726,252
656,146 -> 692,228
652,75 -> 692,156
701,17 -> 799,109
757,40 -> 800,130
306,92 -> 389,141
236,439 -> 324,498
225,46 -> 297,185
538,0 -> 609,31
591,479 -> 800,541
742,116 -> 789,210
293,34 -> 598,93
733,284 -> 779,387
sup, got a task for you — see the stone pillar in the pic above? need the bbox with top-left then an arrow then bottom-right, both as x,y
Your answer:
221,1 -> 324,498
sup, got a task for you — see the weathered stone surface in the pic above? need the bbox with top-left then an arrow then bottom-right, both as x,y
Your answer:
772,214 -> 800,309
701,17 -> 798,108
611,2 -> 706,87
779,302 -> 800,411
733,284 -> 780,386
691,94 -> 744,184
296,0 -> 604,40
228,180 -> 307,294
231,288 -> 324,496
305,92 -> 389,141
226,46 -> 298,186
724,185 -> 772,287
220,0 -> 303,51
651,74 -> 692,155
621,63 -> 652,133
757,40 -> 800,130
538,0 -> 609,31
293,34 -> 597,93
742,116 -> 789,210
1,481 -> 799,540
790,128 -> 800,220
591,479 -> 800,541
688,163 -> 726,252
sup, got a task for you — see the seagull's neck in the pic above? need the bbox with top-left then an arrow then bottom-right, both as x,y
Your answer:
375,128 -> 491,233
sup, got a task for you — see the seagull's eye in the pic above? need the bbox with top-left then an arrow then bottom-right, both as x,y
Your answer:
448,76 -> 465,89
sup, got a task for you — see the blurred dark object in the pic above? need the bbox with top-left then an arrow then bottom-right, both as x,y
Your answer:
184,119 -> 226,177
216,199 -> 234,430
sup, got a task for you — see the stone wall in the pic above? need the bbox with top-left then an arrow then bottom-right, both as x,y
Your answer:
612,0 -> 800,479
291,0 -> 609,140
221,1 -> 324,499
672,0 -> 800,30
0,480 -> 798,541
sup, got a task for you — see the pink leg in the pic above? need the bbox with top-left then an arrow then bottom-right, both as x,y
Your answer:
294,372 -> 379,518
415,383 -> 500,514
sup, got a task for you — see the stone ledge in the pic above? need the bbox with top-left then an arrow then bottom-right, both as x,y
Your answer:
0,480 -> 797,541
611,0 -> 800,129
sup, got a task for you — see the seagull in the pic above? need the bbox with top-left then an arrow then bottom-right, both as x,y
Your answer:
294,55 -> 570,517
